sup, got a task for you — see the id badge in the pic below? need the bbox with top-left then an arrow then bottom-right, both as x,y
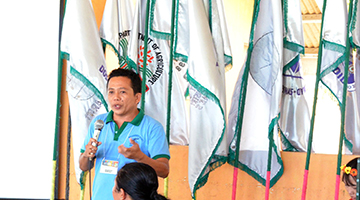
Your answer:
99,159 -> 119,175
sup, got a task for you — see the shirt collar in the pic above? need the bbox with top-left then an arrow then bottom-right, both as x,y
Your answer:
105,109 -> 144,126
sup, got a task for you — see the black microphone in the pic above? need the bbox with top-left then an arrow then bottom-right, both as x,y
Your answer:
89,119 -> 104,161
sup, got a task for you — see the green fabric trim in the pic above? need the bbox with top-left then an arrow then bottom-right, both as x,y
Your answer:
150,29 -> 171,40
267,115 -> 280,170
344,136 -> 353,153
208,0 -> 213,32
224,54 -> 233,66
228,150 -> 284,188
174,53 -> 188,63
152,154 -> 171,160
350,0 -> 360,49
194,156 -> 228,191
149,0 -> 171,40
61,52 -> 69,60
323,40 -> 346,53
283,0 -> 289,34
283,54 -> 300,72
101,38 -> 119,57
319,80 -> 342,105
69,67 -> 109,111
228,114 -> 284,188
279,126 -> 299,152
284,40 -> 305,54
187,71 -> 227,198
350,0 -> 358,37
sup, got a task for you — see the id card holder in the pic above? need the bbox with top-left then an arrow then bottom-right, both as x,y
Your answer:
99,158 -> 119,175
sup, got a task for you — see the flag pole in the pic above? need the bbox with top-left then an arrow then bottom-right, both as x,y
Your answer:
163,0 -> 178,197
231,1 -> 260,199
301,0 -> 328,199
140,0 -> 151,110
356,158 -> 360,200
51,0 -> 65,199
265,116 -> 279,200
334,1 -> 354,199
231,167 -> 238,200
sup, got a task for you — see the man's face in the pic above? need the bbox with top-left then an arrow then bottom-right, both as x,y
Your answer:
107,76 -> 141,119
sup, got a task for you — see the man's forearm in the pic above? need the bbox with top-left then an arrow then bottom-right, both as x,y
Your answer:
79,153 -> 93,171
137,156 -> 169,178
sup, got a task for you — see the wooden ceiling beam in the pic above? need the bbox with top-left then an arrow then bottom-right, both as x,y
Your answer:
302,13 -> 322,23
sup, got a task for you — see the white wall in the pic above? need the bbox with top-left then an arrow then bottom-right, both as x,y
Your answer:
0,1 -> 60,199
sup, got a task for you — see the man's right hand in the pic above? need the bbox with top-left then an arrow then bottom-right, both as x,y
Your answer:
84,138 -> 102,160
79,138 -> 102,171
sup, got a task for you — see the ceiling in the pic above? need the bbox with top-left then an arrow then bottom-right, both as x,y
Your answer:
301,0 -> 322,55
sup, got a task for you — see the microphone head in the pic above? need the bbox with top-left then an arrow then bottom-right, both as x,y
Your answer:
94,119 -> 104,130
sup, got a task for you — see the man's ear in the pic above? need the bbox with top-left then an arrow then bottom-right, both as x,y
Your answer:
135,93 -> 141,104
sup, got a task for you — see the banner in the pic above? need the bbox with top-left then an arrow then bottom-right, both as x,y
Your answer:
60,0 -> 108,186
227,0 -> 284,187
187,0 -> 228,196
126,0 -> 189,145
99,0 -> 134,68
279,0 -> 310,152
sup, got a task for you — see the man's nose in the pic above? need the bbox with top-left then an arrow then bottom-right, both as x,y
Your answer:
114,92 -> 121,101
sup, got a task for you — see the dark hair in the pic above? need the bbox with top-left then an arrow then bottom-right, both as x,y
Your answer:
107,68 -> 142,94
115,162 -> 169,200
342,157 -> 359,186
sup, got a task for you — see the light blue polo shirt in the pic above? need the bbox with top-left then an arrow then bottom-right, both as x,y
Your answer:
81,110 -> 170,200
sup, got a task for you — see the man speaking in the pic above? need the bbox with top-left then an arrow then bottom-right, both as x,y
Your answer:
79,68 -> 170,200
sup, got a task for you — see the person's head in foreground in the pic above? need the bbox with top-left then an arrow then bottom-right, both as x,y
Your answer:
341,157 -> 359,200
113,162 -> 169,200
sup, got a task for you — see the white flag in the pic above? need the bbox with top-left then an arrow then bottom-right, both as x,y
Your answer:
319,0 -> 347,102
316,0 -> 360,153
345,52 -> 360,154
345,0 -> 360,153
350,0 -> 359,48
187,0 -> 227,196
60,0 -> 108,185
227,0 -> 284,187
279,0 -> 310,152
127,0 -> 189,145
202,0 -> 232,70
100,0 -> 134,68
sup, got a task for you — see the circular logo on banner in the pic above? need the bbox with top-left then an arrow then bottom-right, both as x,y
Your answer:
136,33 -> 166,91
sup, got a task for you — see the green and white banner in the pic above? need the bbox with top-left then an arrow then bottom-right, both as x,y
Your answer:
279,0 -> 310,152
60,0 -> 108,187
227,0 -> 284,188
187,0 -> 228,196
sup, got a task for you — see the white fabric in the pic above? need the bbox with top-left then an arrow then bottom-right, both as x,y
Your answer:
60,0 -> 108,183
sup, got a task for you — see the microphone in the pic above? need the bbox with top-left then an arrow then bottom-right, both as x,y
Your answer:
89,119 -> 104,161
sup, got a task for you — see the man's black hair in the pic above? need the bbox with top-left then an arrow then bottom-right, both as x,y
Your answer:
107,68 -> 142,94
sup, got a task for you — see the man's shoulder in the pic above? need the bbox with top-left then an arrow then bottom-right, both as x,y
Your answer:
142,114 -> 162,126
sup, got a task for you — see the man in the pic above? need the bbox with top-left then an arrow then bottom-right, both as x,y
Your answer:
79,68 -> 170,200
